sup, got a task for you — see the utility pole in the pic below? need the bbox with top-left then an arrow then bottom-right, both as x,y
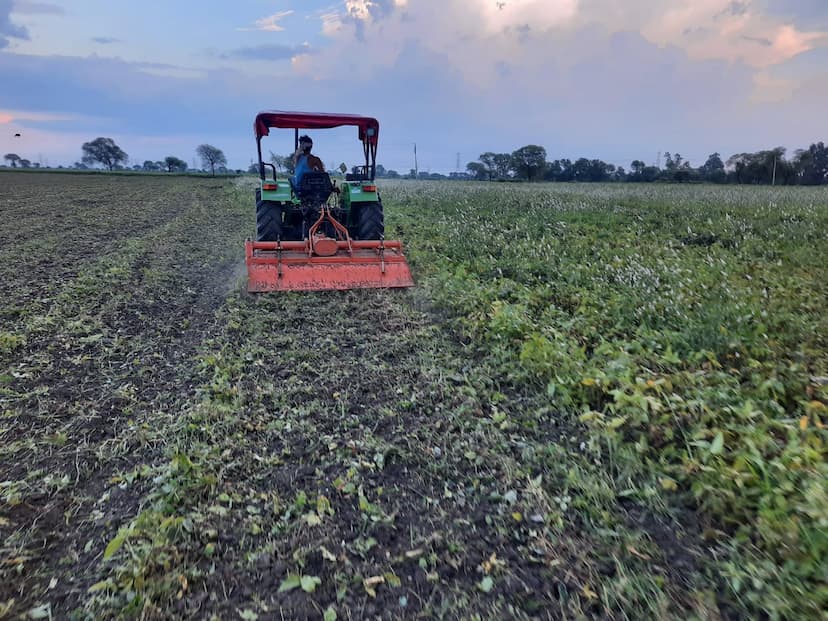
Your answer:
456,152 -> 460,173
772,155 -> 777,186
414,143 -> 418,178
656,151 -> 662,169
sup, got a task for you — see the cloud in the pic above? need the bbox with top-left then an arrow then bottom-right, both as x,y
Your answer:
742,34 -> 772,47
221,43 -> 310,61
305,0 -> 827,83
288,0 -> 828,169
630,1 -> 827,67
237,10 -> 294,32
1,0 -> 29,48
0,108 -> 92,123
91,36 -> 120,45
11,0 -> 63,15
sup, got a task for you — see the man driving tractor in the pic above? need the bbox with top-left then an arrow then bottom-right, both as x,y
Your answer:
293,134 -> 324,187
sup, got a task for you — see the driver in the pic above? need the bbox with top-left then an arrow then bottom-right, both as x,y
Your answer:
293,135 -> 324,187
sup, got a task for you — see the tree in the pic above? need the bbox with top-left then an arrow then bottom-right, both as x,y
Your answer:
81,137 -> 128,170
493,153 -> 512,179
479,152 -> 498,181
19,159 -> 31,168
699,153 -> 726,183
375,164 -> 387,177
196,144 -> 227,177
673,161 -> 694,183
630,160 -> 646,177
164,156 -> 188,173
794,142 -> 828,185
543,159 -> 563,181
386,169 -> 400,178
3,153 -> 20,168
142,160 -> 159,172
466,161 -> 487,180
510,145 -> 547,181
727,148 -> 787,185
271,152 -> 295,175
557,158 -> 574,182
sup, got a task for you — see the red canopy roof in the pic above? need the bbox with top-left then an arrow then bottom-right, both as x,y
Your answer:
254,111 -> 379,144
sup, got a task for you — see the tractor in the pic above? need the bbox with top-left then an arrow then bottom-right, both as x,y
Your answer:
244,111 -> 414,292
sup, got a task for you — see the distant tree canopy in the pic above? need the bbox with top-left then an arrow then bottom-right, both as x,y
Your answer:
269,151 -> 295,176
794,142 -> 828,185
82,137 -> 128,171
164,156 -> 188,173
464,140 -> 827,186
510,145 -> 547,181
196,144 -> 227,176
3,153 -> 21,167
466,161 -> 487,181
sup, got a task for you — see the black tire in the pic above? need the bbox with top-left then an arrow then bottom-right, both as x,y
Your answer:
356,201 -> 384,240
256,200 -> 283,241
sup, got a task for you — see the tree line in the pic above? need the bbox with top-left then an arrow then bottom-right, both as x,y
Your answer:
464,142 -> 828,185
3,138 -> 230,176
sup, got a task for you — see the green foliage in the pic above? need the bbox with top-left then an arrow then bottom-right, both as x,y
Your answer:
397,181 -> 828,619
196,143 -> 227,176
0,331 -> 25,354
163,156 -> 187,173
81,137 -> 128,171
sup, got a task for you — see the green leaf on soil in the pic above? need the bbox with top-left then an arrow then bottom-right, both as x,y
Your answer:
478,576 -> 494,593
710,431 -> 724,455
300,575 -> 321,593
103,528 -> 130,560
278,574 -> 301,593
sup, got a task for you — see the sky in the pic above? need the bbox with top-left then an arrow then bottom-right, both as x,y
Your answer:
1,0 -> 827,173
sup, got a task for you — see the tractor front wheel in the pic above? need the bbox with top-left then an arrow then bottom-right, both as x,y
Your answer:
256,200 -> 283,241
356,201 -> 384,240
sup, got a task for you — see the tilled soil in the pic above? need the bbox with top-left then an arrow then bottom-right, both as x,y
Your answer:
1,173 -> 704,620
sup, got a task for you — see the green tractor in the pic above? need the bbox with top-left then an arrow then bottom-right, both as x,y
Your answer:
253,111 -> 386,244
246,111 -> 413,292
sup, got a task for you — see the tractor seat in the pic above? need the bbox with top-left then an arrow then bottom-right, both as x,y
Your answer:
296,172 -> 333,205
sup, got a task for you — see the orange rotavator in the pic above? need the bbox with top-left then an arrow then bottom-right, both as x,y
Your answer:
245,111 -> 414,292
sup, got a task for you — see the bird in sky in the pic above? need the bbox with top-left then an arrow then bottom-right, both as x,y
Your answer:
14,133 -> 21,137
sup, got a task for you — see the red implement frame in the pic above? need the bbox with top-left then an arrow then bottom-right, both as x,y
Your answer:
245,208 -> 414,292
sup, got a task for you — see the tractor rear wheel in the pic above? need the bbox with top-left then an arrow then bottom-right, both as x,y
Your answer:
356,201 -> 384,240
256,200 -> 283,241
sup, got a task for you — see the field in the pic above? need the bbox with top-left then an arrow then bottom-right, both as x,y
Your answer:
0,172 -> 825,620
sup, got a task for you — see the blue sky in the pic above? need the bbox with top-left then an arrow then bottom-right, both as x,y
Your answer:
1,0 -> 826,172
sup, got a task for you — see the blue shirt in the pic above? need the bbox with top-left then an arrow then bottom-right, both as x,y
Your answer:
294,154 -> 311,188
